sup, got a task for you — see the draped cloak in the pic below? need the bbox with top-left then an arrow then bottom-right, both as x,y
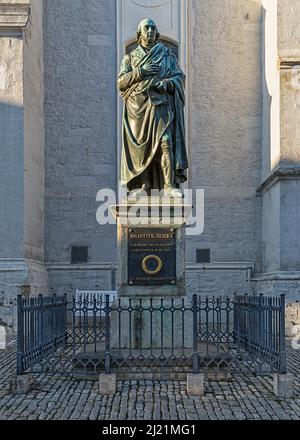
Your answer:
118,43 -> 188,190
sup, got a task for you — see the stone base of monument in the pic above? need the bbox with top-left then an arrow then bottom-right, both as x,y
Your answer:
9,374 -> 33,395
78,197 -> 233,380
273,373 -> 294,399
109,297 -> 193,349
187,373 -> 205,396
111,197 -> 192,297
77,197 -> 232,380
72,340 -> 233,381
99,373 -> 117,395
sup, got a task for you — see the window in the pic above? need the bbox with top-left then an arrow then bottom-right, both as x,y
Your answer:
71,247 -> 88,264
196,249 -> 211,264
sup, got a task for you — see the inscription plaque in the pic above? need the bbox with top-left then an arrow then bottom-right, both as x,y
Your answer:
128,228 -> 176,286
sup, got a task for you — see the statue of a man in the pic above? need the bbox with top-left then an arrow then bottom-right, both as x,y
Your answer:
118,18 -> 188,197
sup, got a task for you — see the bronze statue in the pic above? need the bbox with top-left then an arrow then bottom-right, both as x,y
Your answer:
118,18 -> 188,197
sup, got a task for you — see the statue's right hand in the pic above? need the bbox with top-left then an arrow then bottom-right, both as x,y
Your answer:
140,62 -> 160,78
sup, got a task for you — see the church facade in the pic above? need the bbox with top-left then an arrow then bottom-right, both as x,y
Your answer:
0,0 -> 299,329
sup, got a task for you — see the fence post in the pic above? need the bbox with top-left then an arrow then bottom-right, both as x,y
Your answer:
17,295 -> 24,375
72,294 -> 76,357
53,293 -> 57,350
40,295 -> 45,360
64,293 -> 68,344
192,294 -> 198,373
268,297 -> 273,368
233,293 -> 238,345
38,295 -> 42,353
245,293 -> 250,352
105,294 -> 111,374
258,294 -> 263,369
29,298 -> 34,355
279,294 -> 286,374
233,293 -> 237,343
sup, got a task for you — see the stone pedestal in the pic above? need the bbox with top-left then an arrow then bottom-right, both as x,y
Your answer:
187,373 -> 205,396
110,297 -> 193,350
273,374 -> 294,399
111,197 -> 192,297
9,374 -> 33,395
99,373 -> 117,395
109,197 -> 193,352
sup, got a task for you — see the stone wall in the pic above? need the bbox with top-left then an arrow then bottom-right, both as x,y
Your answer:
280,181 -> 300,271
261,184 -> 280,273
278,0 -> 300,58
186,265 -> 252,297
186,0 -> 262,274
23,0 -> 45,263
0,1 -> 27,327
0,0 -> 49,328
0,23 -> 24,260
258,0 -> 300,299
47,264 -> 115,299
43,0 -> 117,282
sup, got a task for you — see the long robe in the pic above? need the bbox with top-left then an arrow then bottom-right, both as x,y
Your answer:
118,43 -> 188,190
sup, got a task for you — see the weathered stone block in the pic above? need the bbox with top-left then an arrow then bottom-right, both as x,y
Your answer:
110,297 -> 193,349
273,373 -> 294,399
9,374 -> 33,395
113,199 -> 191,298
187,373 -> 205,397
99,373 -> 117,395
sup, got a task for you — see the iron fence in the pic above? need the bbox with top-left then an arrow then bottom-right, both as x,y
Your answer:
233,294 -> 286,373
17,294 -> 67,375
16,293 -> 286,377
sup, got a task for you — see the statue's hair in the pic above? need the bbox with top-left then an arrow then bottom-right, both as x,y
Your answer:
136,20 -> 160,43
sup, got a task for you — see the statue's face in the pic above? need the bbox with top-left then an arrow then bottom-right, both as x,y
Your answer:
139,19 -> 158,47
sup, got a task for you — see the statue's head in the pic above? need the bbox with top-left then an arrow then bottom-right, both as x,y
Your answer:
136,18 -> 160,47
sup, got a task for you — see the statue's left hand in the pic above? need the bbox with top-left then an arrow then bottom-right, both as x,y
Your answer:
153,81 -> 167,95
153,80 -> 173,95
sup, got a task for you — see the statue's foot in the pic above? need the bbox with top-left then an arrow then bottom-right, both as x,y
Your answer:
128,186 -> 149,198
164,186 -> 183,198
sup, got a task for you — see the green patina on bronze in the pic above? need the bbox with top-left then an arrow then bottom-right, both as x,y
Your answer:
118,19 -> 188,195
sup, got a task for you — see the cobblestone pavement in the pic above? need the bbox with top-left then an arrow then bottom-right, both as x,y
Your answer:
0,331 -> 299,420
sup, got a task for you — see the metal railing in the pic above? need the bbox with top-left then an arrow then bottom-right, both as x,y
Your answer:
17,294 -> 67,375
16,293 -> 286,376
233,294 -> 286,373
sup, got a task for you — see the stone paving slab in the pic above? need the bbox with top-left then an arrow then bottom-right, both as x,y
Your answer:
0,332 -> 299,420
